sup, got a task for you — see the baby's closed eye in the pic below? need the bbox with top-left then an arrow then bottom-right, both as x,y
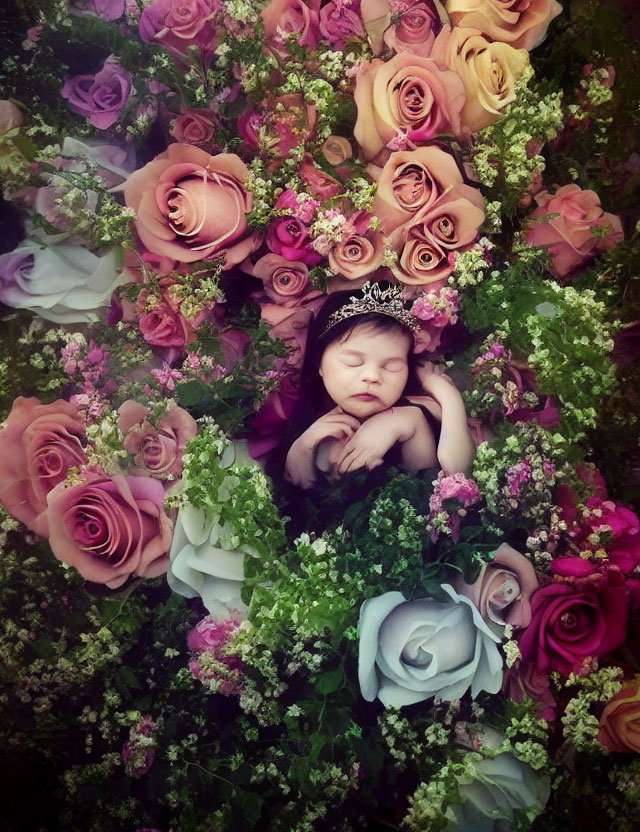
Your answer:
383,359 -> 407,372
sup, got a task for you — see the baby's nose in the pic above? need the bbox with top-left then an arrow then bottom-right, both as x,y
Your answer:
360,363 -> 382,383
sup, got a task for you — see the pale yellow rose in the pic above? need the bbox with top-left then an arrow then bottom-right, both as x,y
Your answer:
445,0 -> 563,51
431,26 -> 529,132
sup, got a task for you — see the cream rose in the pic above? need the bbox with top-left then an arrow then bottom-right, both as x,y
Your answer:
353,53 -> 466,163
389,182 -> 485,286
124,144 -> 258,266
445,0 -> 563,51
372,145 -> 466,234
431,26 -> 529,133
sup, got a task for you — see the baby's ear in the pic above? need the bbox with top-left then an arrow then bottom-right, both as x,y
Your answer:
318,366 -> 324,378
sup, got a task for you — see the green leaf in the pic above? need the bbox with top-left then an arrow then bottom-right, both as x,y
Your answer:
315,667 -> 345,696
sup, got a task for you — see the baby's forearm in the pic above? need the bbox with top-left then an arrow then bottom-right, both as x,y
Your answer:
395,407 -> 438,472
436,394 -> 476,475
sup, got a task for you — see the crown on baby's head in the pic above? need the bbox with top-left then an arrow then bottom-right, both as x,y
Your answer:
321,281 -> 419,337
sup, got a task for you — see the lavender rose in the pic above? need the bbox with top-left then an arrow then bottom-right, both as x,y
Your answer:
61,56 -> 133,130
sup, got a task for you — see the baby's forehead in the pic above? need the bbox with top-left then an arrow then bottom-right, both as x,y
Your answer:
336,320 -> 412,353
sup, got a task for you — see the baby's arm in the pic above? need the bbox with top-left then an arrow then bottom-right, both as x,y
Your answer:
415,362 -> 476,475
336,406 -> 437,475
285,408 -> 360,488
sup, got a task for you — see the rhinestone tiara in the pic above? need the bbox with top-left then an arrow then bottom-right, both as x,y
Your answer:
321,281 -> 419,337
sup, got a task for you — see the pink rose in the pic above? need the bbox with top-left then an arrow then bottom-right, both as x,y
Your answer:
236,106 -> 262,150
389,182 -> 485,287
319,0 -> 365,50
61,56 -> 133,130
187,613 -> 243,651
219,328 -> 251,370
47,473 -> 173,589
170,108 -> 217,146
118,400 -> 197,480
139,0 -> 220,59
446,0 -> 563,51
455,543 -> 539,632
372,145 -> 467,234
261,303 -> 322,368
269,95 -> 317,160
261,0 -> 321,51
0,397 -> 87,537
321,135 -> 353,166
266,216 -> 322,265
299,154 -> 342,199
353,53 -> 466,163
251,254 -> 323,307
362,0 -> 441,58
328,210 -> 385,279
124,144 -> 259,266
526,184 -> 624,278
518,572 -> 628,675
137,291 -> 195,349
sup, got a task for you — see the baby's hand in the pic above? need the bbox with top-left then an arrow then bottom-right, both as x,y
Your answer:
336,408 -> 418,475
415,361 -> 459,399
285,408 -> 361,488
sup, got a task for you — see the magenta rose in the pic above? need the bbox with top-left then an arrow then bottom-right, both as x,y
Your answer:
518,573 -> 628,675
266,216 -> 322,265
0,397 -> 87,537
47,473 -> 173,589
525,184 -> 624,278
61,56 -> 133,130
140,0 -> 219,59
319,0 -> 365,50
118,400 -> 197,481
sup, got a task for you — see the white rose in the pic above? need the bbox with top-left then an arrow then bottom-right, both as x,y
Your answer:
0,241 -> 125,323
167,502 -> 258,621
358,584 -> 503,707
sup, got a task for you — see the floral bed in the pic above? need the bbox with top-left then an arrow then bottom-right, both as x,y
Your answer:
0,1 -> 639,830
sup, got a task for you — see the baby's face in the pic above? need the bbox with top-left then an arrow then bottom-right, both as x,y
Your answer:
319,323 -> 410,419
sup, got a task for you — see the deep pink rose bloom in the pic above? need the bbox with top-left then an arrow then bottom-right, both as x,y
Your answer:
319,0 -> 365,50
248,372 -> 300,463
140,0 -> 220,59
61,57 -> 133,130
525,184 -> 624,278
47,473 -> 173,589
266,216 -> 322,265
0,397 -> 87,537
518,574 -> 627,675
236,107 -> 262,150
262,0 -> 321,51
502,661 -> 556,722
117,400 -> 197,480
138,290 -> 195,350
170,108 -> 217,146
187,613 -> 242,651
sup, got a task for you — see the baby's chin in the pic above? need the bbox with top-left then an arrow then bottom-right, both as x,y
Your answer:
341,400 -> 390,419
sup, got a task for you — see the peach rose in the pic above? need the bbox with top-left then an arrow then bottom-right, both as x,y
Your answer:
446,0 -> 563,51
322,135 -> 353,166
361,0 -> 442,58
353,53 -> 466,163
251,254 -> 323,307
598,680 -> 640,753
0,397 -> 87,537
261,301 -> 323,368
47,472 -> 173,589
261,0 -> 321,51
371,145 -> 466,234
124,144 -> 259,266
525,184 -> 624,278
328,210 -> 385,279
431,26 -> 529,133
118,400 -> 197,480
170,108 -> 217,146
389,182 -> 485,286
455,543 -> 539,633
